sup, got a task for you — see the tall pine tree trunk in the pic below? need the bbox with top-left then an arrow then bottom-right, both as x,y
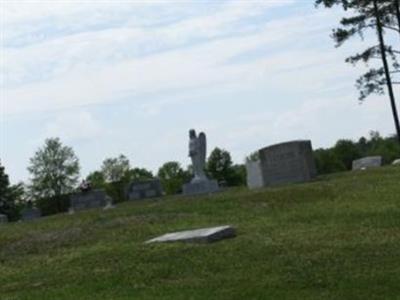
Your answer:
393,0 -> 400,34
395,0 -> 400,38
373,0 -> 400,144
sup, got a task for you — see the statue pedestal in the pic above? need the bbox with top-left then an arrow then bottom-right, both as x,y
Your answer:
183,179 -> 219,196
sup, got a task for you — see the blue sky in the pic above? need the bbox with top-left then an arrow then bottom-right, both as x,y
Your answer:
1,0 -> 399,184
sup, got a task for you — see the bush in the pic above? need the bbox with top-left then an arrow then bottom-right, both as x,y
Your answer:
36,194 -> 71,216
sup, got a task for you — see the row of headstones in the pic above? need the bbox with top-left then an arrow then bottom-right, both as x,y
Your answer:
68,179 -> 164,213
2,140 -> 398,223
0,180 -> 165,224
0,205 -> 42,224
0,175 -> 215,223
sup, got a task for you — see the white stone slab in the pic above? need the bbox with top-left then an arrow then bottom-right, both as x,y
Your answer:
392,158 -> 400,166
352,156 -> 382,170
146,225 -> 236,244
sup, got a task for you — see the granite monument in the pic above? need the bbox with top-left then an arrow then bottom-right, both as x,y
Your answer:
352,156 -> 382,170
69,189 -> 110,212
125,179 -> 163,200
182,129 -> 219,195
247,140 -> 317,189
21,201 -> 41,221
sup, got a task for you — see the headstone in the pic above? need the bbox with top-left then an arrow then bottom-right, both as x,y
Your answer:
246,160 -> 264,189
69,189 -> 109,212
21,207 -> 41,221
0,214 -> 8,224
146,225 -> 236,244
247,140 -> 317,189
125,179 -> 163,200
103,195 -> 115,210
352,156 -> 382,171
392,158 -> 400,166
182,129 -> 219,195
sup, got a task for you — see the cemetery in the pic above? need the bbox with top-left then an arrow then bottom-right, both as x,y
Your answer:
2,1 -> 400,299
0,165 -> 399,299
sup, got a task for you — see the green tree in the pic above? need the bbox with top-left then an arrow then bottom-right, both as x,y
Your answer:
157,162 -> 186,195
228,164 -> 247,186
245,151 -> 260,162
28,138 -> 80,202
365,131 -> 400,163
101,154 -> 130,182
125,168 -> 153,181
316,0 -> 400,143
0,162 -> 24,221
314,149 -> 346,174
207,148 -> 234,185
333,139 -> 361,170
86,171 -> 106,189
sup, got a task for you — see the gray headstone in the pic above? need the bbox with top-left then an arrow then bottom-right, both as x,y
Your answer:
146,225 -> 236,244
246,160 -> 264,189
21,208 -> 41,221
70,189 -> 109,212
125,179 -> 163,200
0,214 -> 8,224
182,179 -> 219,196
352,156 -> 382,170
248,140 -> 317,188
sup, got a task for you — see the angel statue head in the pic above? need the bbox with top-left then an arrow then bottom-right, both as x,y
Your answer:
188,129 -> 207,182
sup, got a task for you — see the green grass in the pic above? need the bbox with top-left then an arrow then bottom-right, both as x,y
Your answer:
1,167 -> 400,300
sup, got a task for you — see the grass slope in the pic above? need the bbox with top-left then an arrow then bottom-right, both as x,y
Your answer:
1,167 -> 400,300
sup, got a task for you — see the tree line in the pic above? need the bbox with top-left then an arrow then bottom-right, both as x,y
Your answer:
0,137 -> 246,219
1,131 -> 399,221
314,131 -> 400,174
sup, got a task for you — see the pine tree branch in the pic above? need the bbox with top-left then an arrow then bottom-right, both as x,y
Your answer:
382,25 -> 400,33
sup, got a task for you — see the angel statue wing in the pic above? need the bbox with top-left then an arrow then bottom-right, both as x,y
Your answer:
198,132 -> 207,166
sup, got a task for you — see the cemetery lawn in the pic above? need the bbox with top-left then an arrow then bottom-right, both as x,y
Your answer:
1,167 -> 400,300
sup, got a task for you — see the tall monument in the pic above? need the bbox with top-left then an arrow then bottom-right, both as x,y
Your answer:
183,129 -> 219,196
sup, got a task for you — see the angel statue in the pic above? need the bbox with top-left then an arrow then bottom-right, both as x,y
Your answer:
188,129 -> 207,182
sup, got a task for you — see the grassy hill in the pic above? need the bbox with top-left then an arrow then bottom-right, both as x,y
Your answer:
1,167 -> 400,300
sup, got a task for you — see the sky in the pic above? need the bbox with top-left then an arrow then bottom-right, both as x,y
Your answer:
1,0 -> 399,184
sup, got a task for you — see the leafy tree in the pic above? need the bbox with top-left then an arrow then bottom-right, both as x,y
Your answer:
228,164 -> 247,186
86,171 -> 106,189
246,151 -> 260,162
28,138 -> 80,202
314,149 -> 346,174
207,148 -> 233,185
0,162 -> 24,221
101,154 -> 130,182
332,139 -> 362,169
316,0 -> 400,143
207,148 -> 246,186
365,131 -> 400,163
125,168 -> 153,181
157,162 -> 186,195
313,131 -> 400,174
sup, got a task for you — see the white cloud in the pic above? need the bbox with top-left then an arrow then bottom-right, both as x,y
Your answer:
43,110 -> 103,141
2,0 -> 399,183
3,7 -> 345,117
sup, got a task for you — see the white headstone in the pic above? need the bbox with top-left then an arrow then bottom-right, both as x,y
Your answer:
146,225 -> 236,244
352,156 -> 382,171
392,159 -> 400,166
